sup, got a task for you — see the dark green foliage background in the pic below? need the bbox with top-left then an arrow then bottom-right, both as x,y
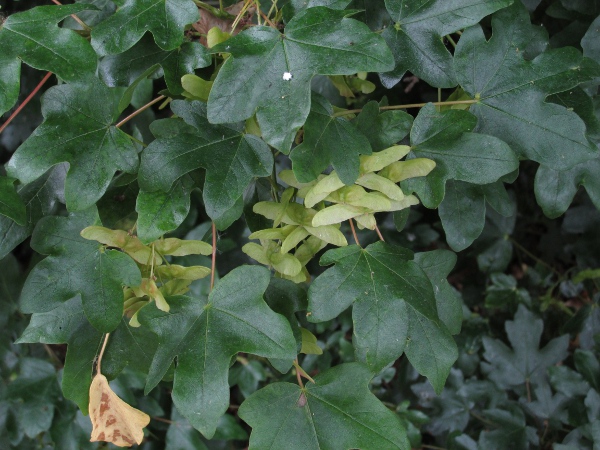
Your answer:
1,0 -> 600,449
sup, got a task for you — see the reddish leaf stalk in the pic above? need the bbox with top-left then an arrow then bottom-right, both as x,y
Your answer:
374,223 -> 385,242
0,72 -> 53,135
115,95 -> 166,129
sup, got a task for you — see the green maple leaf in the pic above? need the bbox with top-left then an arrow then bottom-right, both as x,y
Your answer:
437,179 -> 513,252
5,358 -> 61,438
138,100 -> 273,225
91,0 -> 199,56
413,249 -> 462,335
17,296 -> 158,414
138,265 -> 297,438
98,34 -> 211,96
401,103 -> 518,208
535,160 -> 600,219
534,88 -> 600,218
353,100 -> 413,152
454,2 -> 600,170
379,0 -> 512,88
207,7 -> 394,152
16,297 -> 101,414
19,208 -> 141,333
583,15 -> 600,64
290,93 -> 372,184
482,305 -> 569,389
0,5 -> 98,115
238,363 -> 410,450
6,79 -> 139,211
0,176 -> 26,226
308,241 -> 457,393
0,166 -> 66,259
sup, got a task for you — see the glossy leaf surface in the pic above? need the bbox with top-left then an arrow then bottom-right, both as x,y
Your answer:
208,7 -> 394,152
239,363 -> 410,450
139,265 -> 296,438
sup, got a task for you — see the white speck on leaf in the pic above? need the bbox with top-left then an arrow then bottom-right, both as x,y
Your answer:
283,72 -> 292,81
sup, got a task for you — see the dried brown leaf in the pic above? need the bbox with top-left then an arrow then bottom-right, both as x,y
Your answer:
89,374 -> 150,447
193,1 -> 256,46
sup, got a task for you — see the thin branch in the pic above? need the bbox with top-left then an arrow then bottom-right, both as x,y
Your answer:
258,8 -> 277,28
332,99 -> 478,117
0,72 -> 53,135
349,219 -> 361,247
115,95 -> 166,128
509,237 -> 561,277
210,222 -> 217,291
374,223 -> 385,242
96,333 -> 110,375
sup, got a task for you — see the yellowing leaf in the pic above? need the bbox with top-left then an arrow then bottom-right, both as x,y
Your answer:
300,328 -> 323,355
304,225 -> 348,247
295,236 -> 327,267
206,26 -> 231,48
327,185 -> 391,210
312,204 -> 369,227
281,226 -> 310,253
354,213 -> 377,230
89,374 -> 150,447
359,145 -> 411,173
81,226 -> 161,265
304,172 -> 345,208
155,264 -> 211,280
249,225 -> 296,240
134,279 -> 170,312
181,74 -> 213,102
378,158 -> 436,183
355,172 -> 405,201
154,238 -> 212,256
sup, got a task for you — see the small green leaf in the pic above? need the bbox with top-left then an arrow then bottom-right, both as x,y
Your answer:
354,100 -> 413,151
91,0 -> 199,55
438,180 -> 486,252
239,363 -> 410,450
208,7 -> 394,152
139,266 -> 296,438
413,249 -> 462,335
136,176 -> 194,243
300,328 -> 323,355
6,79 -> 139,211
19,208 -> 141,332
